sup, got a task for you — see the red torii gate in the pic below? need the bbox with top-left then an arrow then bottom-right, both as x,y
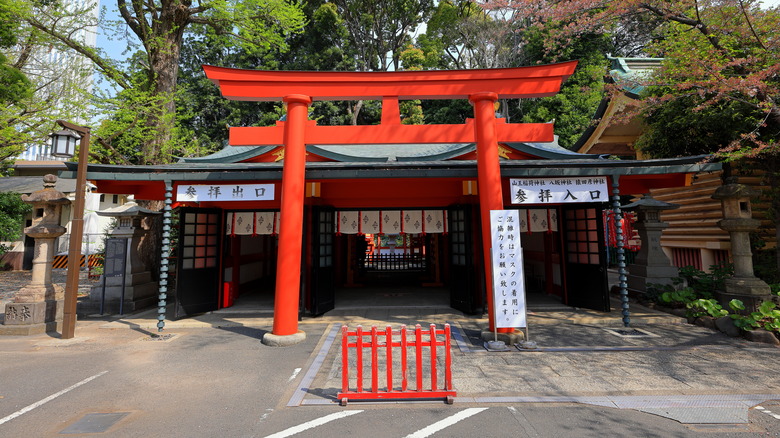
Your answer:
204,62 -> 578,342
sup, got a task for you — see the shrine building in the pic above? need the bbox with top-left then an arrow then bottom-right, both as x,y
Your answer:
63,62 -> 720,344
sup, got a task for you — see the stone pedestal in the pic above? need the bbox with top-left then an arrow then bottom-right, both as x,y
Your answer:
88,203 -> 160,314
622,195 -> 680,296
2,175 -> 69,336
712,178 -> 772,312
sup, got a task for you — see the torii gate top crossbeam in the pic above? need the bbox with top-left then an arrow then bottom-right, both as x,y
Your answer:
203,62 -> 578,101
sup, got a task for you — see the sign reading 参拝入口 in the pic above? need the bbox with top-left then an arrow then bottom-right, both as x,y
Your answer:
490,210 -> 527,329
510,177 -> 609,205
176,184 -> 274,202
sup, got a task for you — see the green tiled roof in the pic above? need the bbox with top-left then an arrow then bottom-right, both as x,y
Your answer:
608,57 -> 662,97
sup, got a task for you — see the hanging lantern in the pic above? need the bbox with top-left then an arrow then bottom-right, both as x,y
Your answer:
49,129 -> 80,158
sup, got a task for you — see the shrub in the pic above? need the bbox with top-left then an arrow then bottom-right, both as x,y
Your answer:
729,299 -> 780,332
678,262 -> 733,299
656,286 -> 697,308
686,298 -> 728,319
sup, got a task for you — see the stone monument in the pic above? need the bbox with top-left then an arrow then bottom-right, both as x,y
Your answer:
2,175 -> 69,335
88,202 -> 160,313
623,194 -> 680,296
712,177 -> 772,311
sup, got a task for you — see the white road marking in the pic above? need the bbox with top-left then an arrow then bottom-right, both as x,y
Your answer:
755,405 -> 780,420
259,408 -> 274,423
404,408 -> 489,438
263,410 -> 363,438
0,371 -> 109,426
287,368 -> 302,382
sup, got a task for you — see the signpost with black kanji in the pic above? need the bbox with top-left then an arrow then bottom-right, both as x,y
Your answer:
489,210 -> 527,329
100,237 -> 128,314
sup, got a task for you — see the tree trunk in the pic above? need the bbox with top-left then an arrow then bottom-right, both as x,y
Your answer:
140,1 -> 189,165
137,199 -> 164,282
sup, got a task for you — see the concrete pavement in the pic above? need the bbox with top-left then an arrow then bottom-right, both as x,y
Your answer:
3,274 -> 779,426
84,297 -> 780,425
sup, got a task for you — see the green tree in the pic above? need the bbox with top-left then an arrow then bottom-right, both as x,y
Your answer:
481,0 -> 779,158
414,1 -> 608,143
174,1 -> 358,156
333,0 -> 434,72
516,30 -> 611,148
0,192 -> 31,255
331,0 -> 433,124
19,0 -> 305,165
482,0 -> 779,270
0,0 -> 34,167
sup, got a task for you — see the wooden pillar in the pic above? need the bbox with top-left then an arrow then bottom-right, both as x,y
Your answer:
469,92 -> 507,332
272,94 -> 311,336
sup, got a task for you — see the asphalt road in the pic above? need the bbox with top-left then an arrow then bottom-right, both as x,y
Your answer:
1,323 -> 779,437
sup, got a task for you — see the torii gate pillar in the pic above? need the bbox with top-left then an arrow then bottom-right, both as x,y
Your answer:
470,92 -> 510,333
263,94 -> 311,346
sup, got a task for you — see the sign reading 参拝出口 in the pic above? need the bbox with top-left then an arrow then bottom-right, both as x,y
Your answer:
510,177 -> 609,205
490,210 -> 527,329
175,184 -> 274,202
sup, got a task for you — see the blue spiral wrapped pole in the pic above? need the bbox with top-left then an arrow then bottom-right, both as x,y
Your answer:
158,182 -> 173,332
611,174 -> 630,327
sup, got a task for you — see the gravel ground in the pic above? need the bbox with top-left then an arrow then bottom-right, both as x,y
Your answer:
0,269 -> 97,307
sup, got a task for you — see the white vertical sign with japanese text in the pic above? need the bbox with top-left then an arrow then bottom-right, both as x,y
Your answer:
176,184 -> 274,202
490,210 -> 527,328
510,177 -> 609,205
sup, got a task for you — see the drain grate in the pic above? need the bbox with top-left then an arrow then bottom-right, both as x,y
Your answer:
60,412 -> 130,434
141,333 -> 177,342
686,423 -> 752,432
603,327 -> 658,338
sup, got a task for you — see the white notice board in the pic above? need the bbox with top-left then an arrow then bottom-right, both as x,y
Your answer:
490,210 -> 527,328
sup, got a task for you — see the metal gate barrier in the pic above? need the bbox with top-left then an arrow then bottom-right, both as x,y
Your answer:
337,324 -> 456,405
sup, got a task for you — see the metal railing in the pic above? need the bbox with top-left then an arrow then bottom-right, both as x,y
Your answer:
362,253 -> 427,271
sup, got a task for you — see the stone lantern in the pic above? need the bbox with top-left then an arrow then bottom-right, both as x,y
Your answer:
2,175 -> 69,335
712,177 -> 772,311
623,194 -> 680,296
88,202 -> 161,314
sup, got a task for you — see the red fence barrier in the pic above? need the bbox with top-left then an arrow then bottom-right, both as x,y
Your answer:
337,323 -> 456,405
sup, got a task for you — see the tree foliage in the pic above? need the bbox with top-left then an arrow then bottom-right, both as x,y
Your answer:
17,0 -> 305,165
482,0 -> 780,159
333,0 -> 434,72
0,0 -> 40,166
0,192 -> 31,254
410,1 -> 608,145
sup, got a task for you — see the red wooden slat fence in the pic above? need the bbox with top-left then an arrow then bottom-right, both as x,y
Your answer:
338,323 -> 456,405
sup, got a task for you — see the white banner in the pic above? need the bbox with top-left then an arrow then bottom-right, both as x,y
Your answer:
510,177 -> 608,205
177,184 -> 274,202
490,210 -> 527,328
381,211 -> 403,234
403,210 -> 423,234
424,210 -> 447,233
226,212 -> 279,235
255,212 -> 279,235
517,209 -> 558,233
338,211 -> 361,234
336,210 -> 447,234
361,211 -> 381,234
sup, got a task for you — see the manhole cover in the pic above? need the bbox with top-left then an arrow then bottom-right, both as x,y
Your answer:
60,412 -> 130,434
